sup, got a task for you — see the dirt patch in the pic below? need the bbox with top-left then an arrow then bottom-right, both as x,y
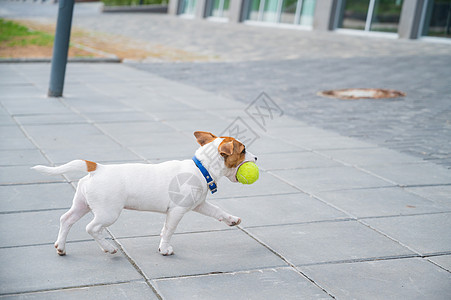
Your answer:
7,19 -> 215,62
0,43 -> 98,58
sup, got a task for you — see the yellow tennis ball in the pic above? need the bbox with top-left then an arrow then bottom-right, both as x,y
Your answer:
236,162 -> 259,184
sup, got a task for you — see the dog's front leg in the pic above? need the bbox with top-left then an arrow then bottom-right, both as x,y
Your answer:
193,201 -> 241,226
159,207 -> 187,256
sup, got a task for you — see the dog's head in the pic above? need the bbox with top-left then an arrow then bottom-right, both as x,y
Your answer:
194,131 -> 257,182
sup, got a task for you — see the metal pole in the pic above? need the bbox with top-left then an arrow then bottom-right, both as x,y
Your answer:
48,0 -> 75,97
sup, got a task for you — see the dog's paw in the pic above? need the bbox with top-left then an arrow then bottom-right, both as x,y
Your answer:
54,242 -> 66,256
223,215 -> 241,227
103,245 -> 118,255
159,243 -> 174,256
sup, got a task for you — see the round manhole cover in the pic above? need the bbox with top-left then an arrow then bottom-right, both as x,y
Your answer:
318,88 -> 405,100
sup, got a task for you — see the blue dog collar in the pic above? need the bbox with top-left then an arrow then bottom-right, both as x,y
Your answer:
192,156 -> 217,194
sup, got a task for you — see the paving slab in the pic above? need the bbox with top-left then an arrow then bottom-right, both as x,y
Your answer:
429,255 -> 451,272
258,151 -> 342,171
0,97 -> 71,116
318,148 -> 424,166
22,123 -> 118,150
270,166 -> 394,194
284,135 -> 377,151
0,210 -> 93,248
167,118 -> 232,136
44,147 -> 142,166
244,135 -> 305,154
155,267 -> 331,300
14,113 -> 86,126
247,220 -> 415,266
96,122 -> 176,147
301,258 -> 451,300
0,182 -> 73,213
0,166 -> 64,185
406,185 -> 451,209
210,193 -> 349,227
117,230 -> 285,279
61,96 -> 136,114
0,241 -> 142,295
83,111 -> 155,124
364,213 -> 451,255
0,149 -> 48,166
0,135 -> 35,151
315,187 -> 447,218
214,171 -> 300,199
0,281 -> 159,300
363,163 -> 451,186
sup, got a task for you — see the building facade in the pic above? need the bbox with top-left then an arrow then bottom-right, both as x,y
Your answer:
167,0 -> 451,40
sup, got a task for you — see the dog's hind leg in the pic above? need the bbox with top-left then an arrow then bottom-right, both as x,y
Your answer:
86,210 -> 121,254
55,187 -> 90,256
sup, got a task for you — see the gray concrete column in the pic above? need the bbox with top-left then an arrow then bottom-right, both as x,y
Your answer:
398,0 -> 425,39
229,0 -> 246,22
168,0 -> 179,15
313,0 -> 338,31
195,0 -> 208,18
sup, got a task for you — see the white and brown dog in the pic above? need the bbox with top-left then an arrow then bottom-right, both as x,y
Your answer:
32,131 -> 257,256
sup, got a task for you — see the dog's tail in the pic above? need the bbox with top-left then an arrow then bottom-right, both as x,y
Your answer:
31,160 -> 98,176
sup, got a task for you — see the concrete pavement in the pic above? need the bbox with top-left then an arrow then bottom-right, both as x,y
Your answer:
1,62 -> 451,299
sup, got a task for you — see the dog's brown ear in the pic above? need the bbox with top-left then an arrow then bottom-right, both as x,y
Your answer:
194,131 -> 218,146
218,139 -> 234,157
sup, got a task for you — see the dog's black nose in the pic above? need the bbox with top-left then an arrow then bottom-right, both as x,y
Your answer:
255,157 -> 258,161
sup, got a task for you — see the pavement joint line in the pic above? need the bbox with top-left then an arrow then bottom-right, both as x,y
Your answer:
113,227 -> 236,241
111,230 -> 164,300
294,252 -> 451,272
296,254 -> 424,267
237,226 -> 336,299
358,210 -> 451,220
0,238 -> 96,250
241,218 -> 357,229
0,207 -> 70,215
403,183 -> 451,188
212,191 -> 305,200
0,279 -> 144,298
0,181 -> 66,187
153,266 -> 301,281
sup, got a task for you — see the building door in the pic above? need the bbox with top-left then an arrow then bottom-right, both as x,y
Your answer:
338,0 -> 403,33
247,0 -> 316,27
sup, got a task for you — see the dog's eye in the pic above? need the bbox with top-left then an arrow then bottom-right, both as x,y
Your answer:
241,148 -> 246,154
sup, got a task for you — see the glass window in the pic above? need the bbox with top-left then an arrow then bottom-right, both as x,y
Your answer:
423,0 -> 451,38
246,0 -> 316,26
340,0 -> 371,30
209,0 -> 230,18
370,0 -> 403,33
180,0 -> 197,15
280,0 -> 298,24
263,0 -> 280,22
299,0 -> 316,26
339,0 -> 403,33
247,0 -> 262,21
